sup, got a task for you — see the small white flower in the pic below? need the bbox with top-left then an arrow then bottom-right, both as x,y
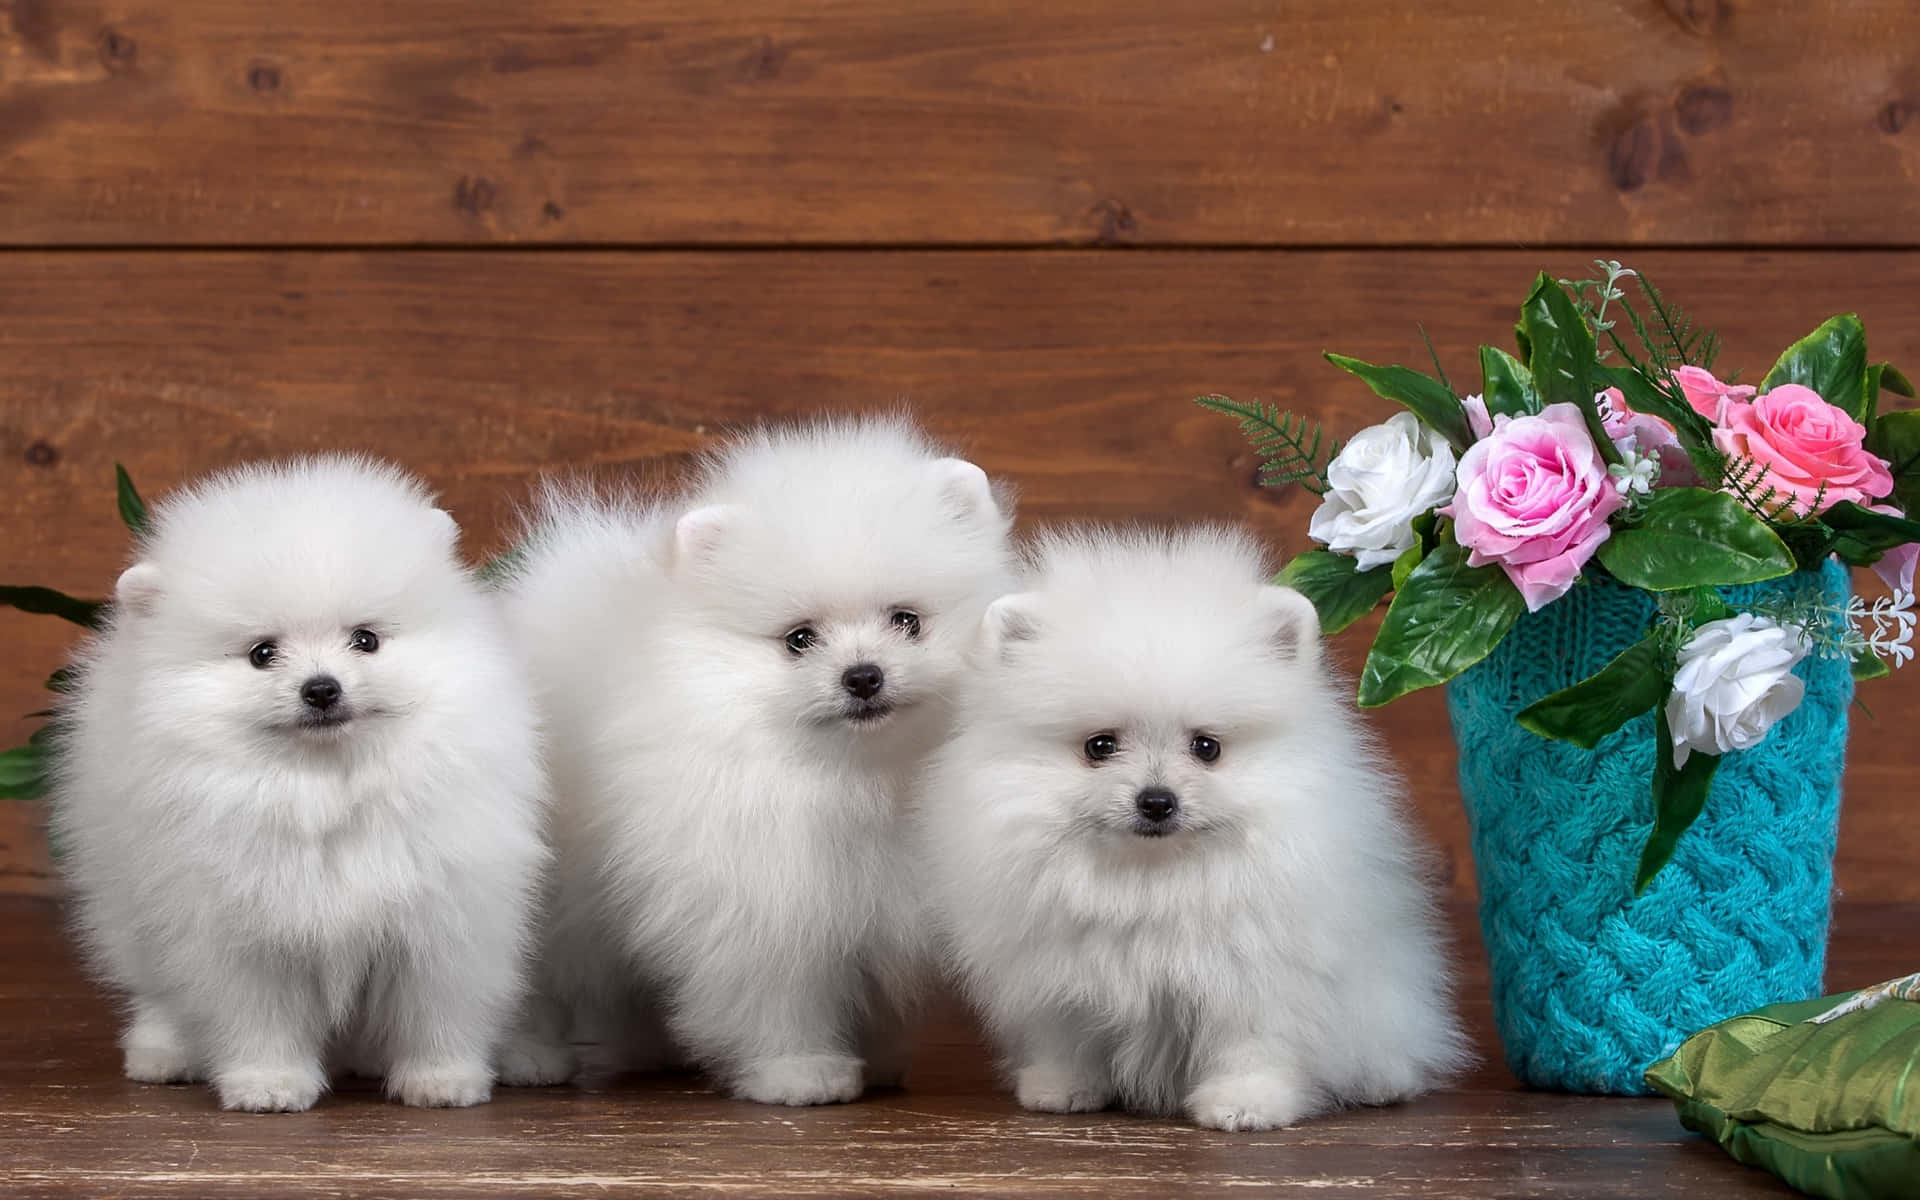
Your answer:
1608,446 -> 1659,497
1867,589 -> 1915,667
1307,412 -> 1457,571
1666,614 -> 1811,769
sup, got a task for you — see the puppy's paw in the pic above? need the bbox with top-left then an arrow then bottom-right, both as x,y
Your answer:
1014,1063 -> 1112,1114
733,1053 -> 863,1106
495,1032 -> 577,1088
124,1042 -> 201,1084
216,1065 -> 326,1113
1186,1072 -> 1315,1132
387,1060 -> 493,1108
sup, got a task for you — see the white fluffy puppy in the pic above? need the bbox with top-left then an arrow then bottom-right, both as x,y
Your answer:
51,457 -> 548,1113
499,418 -> 1014,1105
920,528 -> 1468,1130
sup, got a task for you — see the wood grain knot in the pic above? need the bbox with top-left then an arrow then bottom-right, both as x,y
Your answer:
1660,0 -> 1723,36
453,176 -> 497,215
95,27 -> 136,73
739,36 -> 788,81
23,442 -> 57,467
541,200 -> 565,222
1879,99 -> 1913,135
1086,198 -> 1138,244
1674,85 -> 1732,135
248,63 -> 282,94
1607,115 -> 1660,193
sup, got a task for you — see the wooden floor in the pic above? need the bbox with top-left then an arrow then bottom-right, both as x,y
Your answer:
4,897 -> 1910,1197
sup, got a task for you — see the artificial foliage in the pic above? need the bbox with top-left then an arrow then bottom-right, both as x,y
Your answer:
0,466 -> 149,802
1201,263 -> 1919,891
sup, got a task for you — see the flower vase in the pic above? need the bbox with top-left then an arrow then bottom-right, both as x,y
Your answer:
1445,561 -> 1854,1095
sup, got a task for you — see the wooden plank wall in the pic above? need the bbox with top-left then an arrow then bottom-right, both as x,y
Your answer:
3,1 -> 1917,901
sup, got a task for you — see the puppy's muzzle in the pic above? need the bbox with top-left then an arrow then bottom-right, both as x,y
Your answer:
1132,786 -> 1180,836
296,674 -> 353,727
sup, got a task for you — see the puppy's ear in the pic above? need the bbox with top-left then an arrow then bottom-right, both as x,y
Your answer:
669,505 -> 741,574
114,562 -> 164,617
979,592 -> 1042,661
930,458 -> 999,524
428,508 -> 461,549
1257,585 -> 1321,666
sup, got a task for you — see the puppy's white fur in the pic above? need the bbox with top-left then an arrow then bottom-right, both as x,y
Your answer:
919,528 -> 1469,1130
52,457 -> 549,1113
499,418 -> 1014,1104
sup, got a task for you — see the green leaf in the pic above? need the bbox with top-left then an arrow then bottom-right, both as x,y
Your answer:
1863,361 -> 1914,427
1831,534 -> 1885,569
1760,314 -> 1870,421
1867,409 -> 1920,518
0,586 -> 104,628
1852,645 -> 1892,682
1596,488 -> 1797,590
1516,634 -> 1666,749
0,745 -> 47,800
115,463 -> 152,537
1820,500 -> 1920,553
1323,353 -> 1473,453
1683,587 -> 1729,625
1518,273 -> 1620,466
1634,706 -> 1721,894
1275,551 -> 1394,637
1390,543 -> 1424,592
1357,539 -> 1526,707
1478,345 -> 1539,420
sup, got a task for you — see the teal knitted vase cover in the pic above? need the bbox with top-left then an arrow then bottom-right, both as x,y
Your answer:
1446,560 -> 1853,1095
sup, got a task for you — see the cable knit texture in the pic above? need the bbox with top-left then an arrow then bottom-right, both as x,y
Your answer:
1447,560 -> 1852,1094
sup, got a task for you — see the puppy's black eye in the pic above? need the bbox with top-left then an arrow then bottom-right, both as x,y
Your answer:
1084,733 -> 1120,763
247,642 -> 278,669
350,628 -> 380,654
785,626 -> 819,655
1190,734 -> 1222,763
890,610 -> 921,639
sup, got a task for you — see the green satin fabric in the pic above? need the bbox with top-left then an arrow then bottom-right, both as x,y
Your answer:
1645,989 -> 1920,1199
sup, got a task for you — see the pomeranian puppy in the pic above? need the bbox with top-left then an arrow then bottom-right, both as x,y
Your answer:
51,457 -> 549,1113
497,417 -> 1014,1104
918,528 -> 1468,1130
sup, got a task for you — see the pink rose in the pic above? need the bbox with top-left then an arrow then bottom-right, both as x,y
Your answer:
1595,386 -> 1698,487
1441,402 -> 1627,612
1673,365 -> 1756,423
1461,393 -> 1493,439
1711,384 -> 1894,515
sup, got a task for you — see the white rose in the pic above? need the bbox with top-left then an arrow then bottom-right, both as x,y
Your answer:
1307,411 -> 1457,570
1665,614 -> 1811,769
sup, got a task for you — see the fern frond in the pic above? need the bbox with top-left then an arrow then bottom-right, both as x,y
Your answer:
1721,455 -> 1814,524
1193,395 -> 1342,496
1636,272 -> 1720,371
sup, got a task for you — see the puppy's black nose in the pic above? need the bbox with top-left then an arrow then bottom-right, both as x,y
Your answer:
1135,787 -> 1179,822
841,663 -> 885,700
300,675 -> 343,710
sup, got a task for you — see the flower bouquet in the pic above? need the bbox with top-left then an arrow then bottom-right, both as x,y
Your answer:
1199,263 -> 1919,1093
